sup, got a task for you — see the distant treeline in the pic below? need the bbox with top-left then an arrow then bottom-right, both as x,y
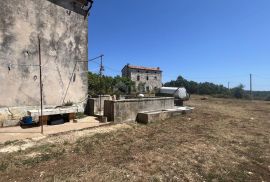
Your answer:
164,76 -> 270,100
250,91 -> 270,101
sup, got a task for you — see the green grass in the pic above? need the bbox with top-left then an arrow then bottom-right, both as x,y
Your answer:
4,140 -> 19,146
0,162 -> 8,171
76,112 -> 88,119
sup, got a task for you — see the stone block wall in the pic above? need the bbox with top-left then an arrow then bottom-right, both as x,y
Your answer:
130,71 -> 162,91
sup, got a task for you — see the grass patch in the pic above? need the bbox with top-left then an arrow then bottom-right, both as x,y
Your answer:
76,112 -> 88,119
22,148 -> 65,166
33,144 -> 56,153
63,140 -> 69,146
4,140 -> 19,146
0,162 -> 8,171
75,132 -> 111,154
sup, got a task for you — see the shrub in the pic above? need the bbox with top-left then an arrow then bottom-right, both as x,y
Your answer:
265,96 -> 270,101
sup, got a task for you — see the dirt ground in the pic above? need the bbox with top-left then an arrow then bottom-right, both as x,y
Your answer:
0,116 -> 108,144
0,96 -> 269,181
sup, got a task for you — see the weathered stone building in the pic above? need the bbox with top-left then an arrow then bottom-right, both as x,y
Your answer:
0,0 -> 92,126
122,64 -> 162,92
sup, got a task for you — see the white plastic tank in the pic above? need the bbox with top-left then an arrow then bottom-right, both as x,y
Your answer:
159,87 -> 189,100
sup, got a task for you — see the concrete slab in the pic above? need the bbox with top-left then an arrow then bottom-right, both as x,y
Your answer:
27,106 -> 79,116
137,106 -> 194,124
0,116 -> 109,144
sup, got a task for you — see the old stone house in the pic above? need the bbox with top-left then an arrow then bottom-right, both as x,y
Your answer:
0,0 -> 92,126
122,64 -> 162,93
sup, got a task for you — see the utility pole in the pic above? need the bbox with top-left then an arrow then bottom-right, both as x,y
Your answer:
227,82 -> 230,94
38,37 -> 43,134
77,54 -> 104,115
250,74 -> 253,100
99,55 -> 104,115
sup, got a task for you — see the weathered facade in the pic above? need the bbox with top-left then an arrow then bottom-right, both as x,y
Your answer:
0,0 -> 90,107
122,64 -> 162,92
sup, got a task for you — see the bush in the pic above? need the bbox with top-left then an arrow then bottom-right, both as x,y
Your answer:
88,72 -> 135,96
230,84 -> 245,99
265,96 -> 270,101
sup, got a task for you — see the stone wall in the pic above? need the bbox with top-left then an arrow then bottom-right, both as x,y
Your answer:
0,0 -> 88,108
130,70 -> 162,92
121,65 -> 162,92
104,97 -> 174,122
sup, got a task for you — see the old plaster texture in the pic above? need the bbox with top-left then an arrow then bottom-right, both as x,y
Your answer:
0,0 -> 88,108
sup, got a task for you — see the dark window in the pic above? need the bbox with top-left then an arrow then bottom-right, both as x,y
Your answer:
146,76 -> 149,80
137,75 -> 140,81
154,76 -> 157,80
73,73 -> 76,82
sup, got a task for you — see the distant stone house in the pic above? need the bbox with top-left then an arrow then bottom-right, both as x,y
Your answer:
122,64 -> 162,93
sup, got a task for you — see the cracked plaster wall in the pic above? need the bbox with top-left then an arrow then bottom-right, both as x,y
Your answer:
0,0 -> 88,109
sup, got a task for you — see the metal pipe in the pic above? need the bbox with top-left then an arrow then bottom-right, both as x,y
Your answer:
38,37 -> 43,134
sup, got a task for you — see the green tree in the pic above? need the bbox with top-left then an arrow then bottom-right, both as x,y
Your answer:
88,72 -> 135,96
88,72 -> 101,96
230,84 -> 245,99
164,75 -> 248,99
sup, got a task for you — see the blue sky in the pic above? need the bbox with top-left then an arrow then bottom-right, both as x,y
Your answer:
88,0 -> 270,91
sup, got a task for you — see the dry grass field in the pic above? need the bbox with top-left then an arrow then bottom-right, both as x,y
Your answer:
0,96 -> 269,181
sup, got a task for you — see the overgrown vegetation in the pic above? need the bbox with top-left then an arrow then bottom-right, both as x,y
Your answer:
252,91 -> 270,101
88,72 -> 135,96
164,75 -> 270,100
76,112 -> 88,119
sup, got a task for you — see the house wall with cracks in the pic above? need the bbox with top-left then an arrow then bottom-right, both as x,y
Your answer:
0,0 -> 89,126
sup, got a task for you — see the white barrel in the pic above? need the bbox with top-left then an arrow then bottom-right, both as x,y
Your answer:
159,87 -> 189,100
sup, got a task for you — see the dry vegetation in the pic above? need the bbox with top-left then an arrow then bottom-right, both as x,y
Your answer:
0,96 -> 270,181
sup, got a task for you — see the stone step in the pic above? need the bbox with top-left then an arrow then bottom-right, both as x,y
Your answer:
136,107 -> 193,124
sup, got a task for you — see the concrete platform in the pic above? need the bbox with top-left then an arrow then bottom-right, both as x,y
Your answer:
0,116 -> 109,144
136,106 -> 193,124
27,106 -> 79,116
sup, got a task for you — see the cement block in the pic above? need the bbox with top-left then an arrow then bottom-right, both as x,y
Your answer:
137,107 -> 193,124
28,106 -> 79,117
